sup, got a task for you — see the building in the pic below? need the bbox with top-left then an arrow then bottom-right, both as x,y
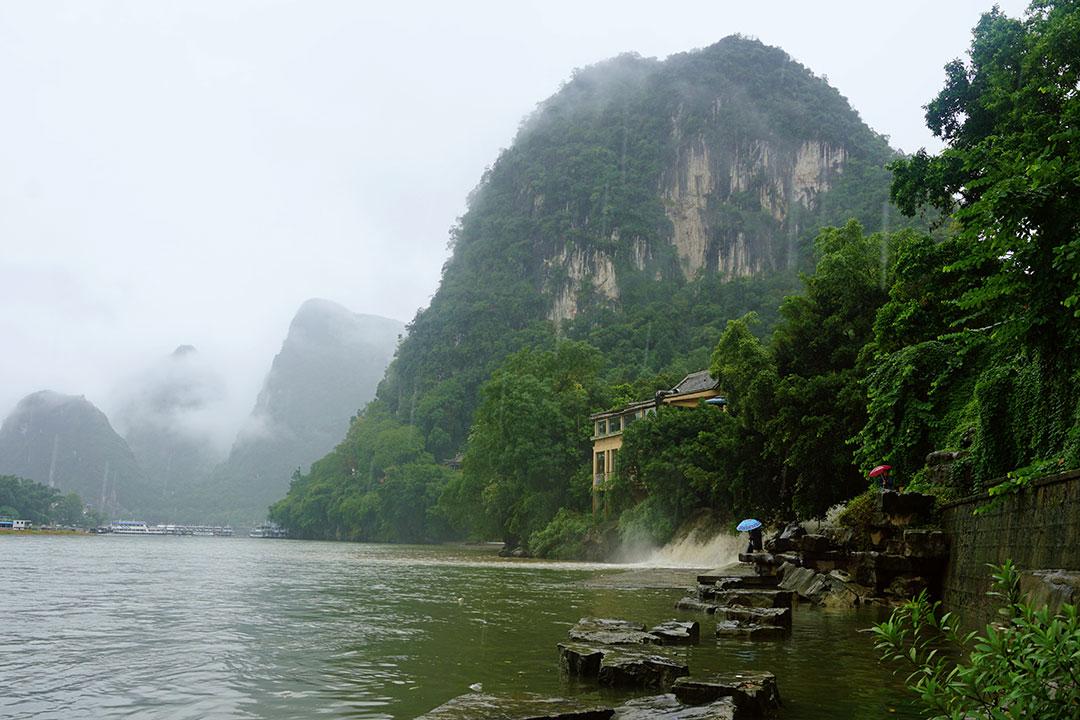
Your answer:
0,518 -> 32,530
588,371 -> 725,510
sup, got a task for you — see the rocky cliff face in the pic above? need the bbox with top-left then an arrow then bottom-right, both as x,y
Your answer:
0,391 -> 149,513
205,299 -> 405,521
377,35 -> 898,455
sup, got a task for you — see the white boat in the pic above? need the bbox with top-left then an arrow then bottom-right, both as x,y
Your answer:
110,520 -> 150,535
250,522 -> 288,539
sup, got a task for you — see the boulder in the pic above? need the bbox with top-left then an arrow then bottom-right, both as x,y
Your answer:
713,589 -> 792,609
673,672 -> 782,716
613,694 -> 736,719
713,606 -> 791,628
649,620 -> 701,645
675,598 -> 718,614
1021,570 -> 1080,615
778,566 -> 828,599
598,651 -> 689,690
569,618 -> 661,646
416,692 -> 614,720
902,529 -> 948,559
714,622 -> 787,640
779,521 -> 806,541
558,643 -> 605,679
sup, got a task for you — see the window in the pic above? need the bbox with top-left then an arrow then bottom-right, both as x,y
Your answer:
595,419 -> 606,436
609,416 -> 622,433
595,452 -> 606,474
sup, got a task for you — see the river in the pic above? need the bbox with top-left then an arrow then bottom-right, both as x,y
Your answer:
0,535 -> 919,719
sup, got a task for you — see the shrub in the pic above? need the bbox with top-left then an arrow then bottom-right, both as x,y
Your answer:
872,561 -> 1080,719
528,509 -> 592,560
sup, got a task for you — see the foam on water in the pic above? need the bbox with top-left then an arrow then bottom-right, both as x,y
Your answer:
619,527 -> 744,568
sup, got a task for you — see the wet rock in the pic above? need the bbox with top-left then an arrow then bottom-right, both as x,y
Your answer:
598,650 -> 689,690
713,606 -> 791,628
884,575 -> 928,600
673,671 -> 782,716
416,692 -> 615,719
613,694 -> 736,719
568,618 -> 661,645
713,589 -> 792,609
902,529 -> 948,559
1021,570 -> 1080,614
714,576 -> 779,590
798,534 -> 832,556
558,643 -> 605,678
676,597 -> 718,614
650,620 -> 701,645
697,584 -> 718,601
714,621 -> 787,640
778,566 -> 828,599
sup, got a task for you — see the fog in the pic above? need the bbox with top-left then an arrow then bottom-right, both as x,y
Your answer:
0,0 -> 1028,442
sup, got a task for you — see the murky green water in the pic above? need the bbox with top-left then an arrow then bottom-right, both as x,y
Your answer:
0,536 -> 919,719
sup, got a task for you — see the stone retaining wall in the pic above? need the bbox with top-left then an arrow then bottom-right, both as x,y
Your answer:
940,469 -> 1080,624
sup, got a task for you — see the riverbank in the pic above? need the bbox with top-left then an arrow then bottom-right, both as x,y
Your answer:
0,527 -> 91,536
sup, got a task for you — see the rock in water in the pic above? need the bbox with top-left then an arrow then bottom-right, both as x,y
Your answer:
649,620 -> 701,645
415,692 -> 614,720
598,651 -> 689,690
568,618 -> 661,645
558,643 -> 605,679
673,672 -> 782,715
613,694 -> 736,719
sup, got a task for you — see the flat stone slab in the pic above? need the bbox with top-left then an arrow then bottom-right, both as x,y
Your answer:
558,642 -> 605,679
613,694 -> 735,719
569,618 -> 661,645
416,692 -> 615,719
714,621 -> 787,640
673,672 -> 781,716
713,606 -> 791,628
713,589 -> 793,609
714,576 -> 779,590
675,597 -> 718,614
598,650 -> 690,690
649,620 -> 700,645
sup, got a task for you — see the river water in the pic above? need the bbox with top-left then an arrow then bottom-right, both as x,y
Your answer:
0,535 -> 919,719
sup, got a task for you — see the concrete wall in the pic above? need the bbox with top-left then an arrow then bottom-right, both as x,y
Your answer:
941,469 -> 1080,624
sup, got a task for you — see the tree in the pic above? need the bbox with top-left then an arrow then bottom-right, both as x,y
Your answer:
890,1 -> 1080,356
455,341 -> 607,547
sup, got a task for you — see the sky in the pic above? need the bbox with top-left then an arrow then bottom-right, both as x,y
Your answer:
0,0 -> 1030,433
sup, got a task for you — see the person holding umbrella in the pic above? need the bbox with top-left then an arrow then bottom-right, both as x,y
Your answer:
737,518 -> 763,553
869,464 -> 894,491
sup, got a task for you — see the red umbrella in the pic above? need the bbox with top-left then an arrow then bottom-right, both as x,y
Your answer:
868,464 -> 892,478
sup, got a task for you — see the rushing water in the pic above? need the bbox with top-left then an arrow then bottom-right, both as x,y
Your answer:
0,535 -> 919,719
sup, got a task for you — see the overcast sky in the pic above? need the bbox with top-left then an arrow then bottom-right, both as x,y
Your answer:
0,0 -> 1029,430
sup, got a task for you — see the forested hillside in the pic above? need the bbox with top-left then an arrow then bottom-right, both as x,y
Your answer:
271,35 -> 915,545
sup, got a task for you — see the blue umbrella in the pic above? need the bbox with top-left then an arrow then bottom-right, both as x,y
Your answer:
736,518 -> 762,532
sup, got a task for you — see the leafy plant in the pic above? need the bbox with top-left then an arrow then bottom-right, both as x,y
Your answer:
872,560 -> 1080,718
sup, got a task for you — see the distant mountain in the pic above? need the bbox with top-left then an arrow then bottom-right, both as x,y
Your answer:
0,390 -> 150,515
111,344 -> 228,511
203,299 -> 405,521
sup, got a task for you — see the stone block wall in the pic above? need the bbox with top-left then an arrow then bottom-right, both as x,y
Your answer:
941,470 -> 1080,625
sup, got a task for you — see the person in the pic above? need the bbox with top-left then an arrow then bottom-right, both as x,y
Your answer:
746,526 -> 763,553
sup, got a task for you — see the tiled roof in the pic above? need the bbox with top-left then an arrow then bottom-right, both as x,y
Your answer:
670,370 -> 719,395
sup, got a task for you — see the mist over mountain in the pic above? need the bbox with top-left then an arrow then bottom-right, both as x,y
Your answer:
0,390 -> 150,515
202,299 -> 405,521
111,344 -> 229,508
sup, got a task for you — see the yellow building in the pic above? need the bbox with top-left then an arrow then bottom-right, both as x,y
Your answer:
588,371 -> 725,511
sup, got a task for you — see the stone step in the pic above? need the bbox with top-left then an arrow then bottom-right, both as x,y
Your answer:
713,589 -> 793,609
714,621 -> 788,640
613,694 -> 735,719
696,573 -> 779,588
568,617 -> 661,645
416,691 -> 615,719
559,642 -> 689,690
713,606 -> 791,628
675,597 -> 718,614
648,620 -> 700,645
673,672 -> 782,716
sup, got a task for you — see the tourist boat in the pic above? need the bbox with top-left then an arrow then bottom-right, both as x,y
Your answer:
249,522 -> 288,539
109,520 -> 151,535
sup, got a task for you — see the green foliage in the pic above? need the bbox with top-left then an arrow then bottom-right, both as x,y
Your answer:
450,341 -> 608,547
872,560 -> 1080,719
0,475 -> 92,526
528,508 -> 593,560
835,488 -> 879,547
891,1 -> 1080,359
269,406 -> 454,543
